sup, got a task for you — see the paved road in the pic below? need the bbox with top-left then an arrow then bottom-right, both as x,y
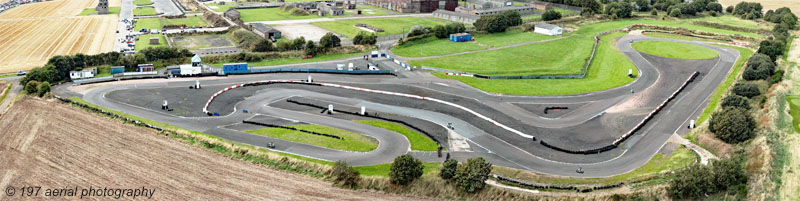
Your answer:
0,76 -> 21,114
151,0 -> 182,16
58,34 -> 737,177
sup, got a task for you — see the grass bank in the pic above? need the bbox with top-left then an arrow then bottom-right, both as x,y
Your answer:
696,45 -> 754,124
135,34 -> 168,50
0,82 -> 11,105
133,6 -> 158,16
354,162 -> 441,177
430,32 -> 636,95
244,124 -> 378,152
211,51 -> 365,67
391,29 -> 557,57
632,40 -> 719,60
133,16 -> 209,31
355,120 -> 440,151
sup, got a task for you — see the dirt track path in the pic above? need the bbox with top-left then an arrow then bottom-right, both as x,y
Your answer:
0,98 -> 428,200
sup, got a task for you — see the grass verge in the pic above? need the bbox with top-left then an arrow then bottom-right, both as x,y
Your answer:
696,45 -> 754,124
135,34 -> 168,50
355,120 -> 439,151
78,7 -> 121,16
429,32 -> 636,95
0,82 -> 11,106
354,162 -> 441,177
133,0 -> 152,5
212,51 -> 366,67
244,124 -> 378,152
786,96 -> 800,132
632,40 -> 719,60
134,16 -> 209,31
133,7 -> 158,16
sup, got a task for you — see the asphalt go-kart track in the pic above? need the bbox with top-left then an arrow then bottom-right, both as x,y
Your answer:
60,33 -> 737,177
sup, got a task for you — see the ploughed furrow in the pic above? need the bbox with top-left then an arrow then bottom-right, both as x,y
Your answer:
0,20 -> 37,63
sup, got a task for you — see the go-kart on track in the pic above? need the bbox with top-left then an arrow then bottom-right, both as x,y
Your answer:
65,33 -> 738,177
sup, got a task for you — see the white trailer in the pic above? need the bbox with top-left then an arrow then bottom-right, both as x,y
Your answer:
180,65 -> 201,76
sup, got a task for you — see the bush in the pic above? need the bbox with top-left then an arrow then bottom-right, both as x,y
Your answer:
433,25 -> 448,38
252,39 -> 274,52
454,157 -> 492,193
502,10 -> 522,26
742,53 -> 775,80
733,2 -> 763,18
389,154 -> 423,185
440,159 -> 458,180
542,10 -> 562,21
709,107 -> 756,144
706,2 -> 723,13
667,156 -> 747,199
721,95 -> 751,110
353,32 -> 377,45
769,69 -> 785,84
731,83 -> 761,98
331,161 -> 360,188
319,33 -> 341,48
758,39 -> 785,61
669,9 -> 682,17
25,80 -> 39,95
726,5 -> 734,13
474,10 -> 521,33
651,9 -> 658,15
445,23 -> 466,34
605,2 -> 633,18
37,81 -> 50,97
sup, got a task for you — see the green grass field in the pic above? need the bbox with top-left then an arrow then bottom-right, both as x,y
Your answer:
354,162 -> 441,177
787,96 -> 800,132
522,8 -> 577,21
205,2 -> 237,12
688,15 -> 772,30
494,146 -> 696,185
430,32 -> 637,95
311,17 -> 446,38
78,7 -> 121,16
133,0 -> 152,5
392,29 -> 557,57
134,16 -> 209,31
696,45 -> 754,124
643,32 -> 727,43
239,7 -> 321,22
244,124 -> 378,152
135,34 -> 167,50
213,51 -> 365,67
632,40 -> 719,60
133,7 -> 158,16
355,120 -> 439,151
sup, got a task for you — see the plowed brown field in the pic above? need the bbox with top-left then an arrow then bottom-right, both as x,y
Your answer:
0,98 -> 425,200
0,0 -> 116,73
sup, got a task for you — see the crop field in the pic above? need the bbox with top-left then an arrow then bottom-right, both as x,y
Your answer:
0,98 -> 420,200
0,0 -> 117,73
632,41 -> 719,60
245,124 -> 379,152
311,17 -> 447,38
431,32 -> 637,95
718,0 -> 800,15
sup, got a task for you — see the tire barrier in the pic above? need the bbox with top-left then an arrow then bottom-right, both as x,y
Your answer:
203,80 -> 535,140
242,120 -> 343,140
493,175 -> 624,193
223,68 -> 395,76
285,98 -> 444,145
543,107 -> 568,114
540,72 -> 699,154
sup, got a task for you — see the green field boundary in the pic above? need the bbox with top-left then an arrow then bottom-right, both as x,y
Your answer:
784,35 -> 795,62
0,83 -> 11,106
696,45 -> 754,124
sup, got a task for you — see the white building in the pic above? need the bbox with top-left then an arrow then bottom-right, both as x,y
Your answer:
534,23 -> 562,36
69,68 -> 97,80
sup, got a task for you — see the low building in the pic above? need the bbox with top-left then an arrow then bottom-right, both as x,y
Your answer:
191,54 -> 202,67
149,37 -> 159,45
318,2 -> 344,16
449,33 -> 472,42
534,23 -> 562,36
251,23 -> 282,40
110,66 -> 125,74
433,9 -> 479,24
529,1 -> 552,10
364,0 -> 458,13
137,64 -> 155,72
69,68 -> 97,80
223,8 -> 240,22
343,0 -> 357,9
467,5 -> 536,16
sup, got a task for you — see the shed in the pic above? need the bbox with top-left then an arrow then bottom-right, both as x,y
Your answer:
534,23 -> 562,36
251,23 -> 281,40
110,66 -> 125,74
530,1 -> 552,10
149,37 -> 159,45
449,33 -> 472,42
137,64 -> 155,72
223,8 -> 240,21
191,54 -> 202,67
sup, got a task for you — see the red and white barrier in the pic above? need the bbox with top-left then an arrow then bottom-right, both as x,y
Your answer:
444,72 -> 473,77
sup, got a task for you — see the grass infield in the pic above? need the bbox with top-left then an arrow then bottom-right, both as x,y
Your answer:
632,40 -> 719,60
354,162 -> 441,177
133,7 -> 158,16
244,124 -> 378,152
133,0 -> 152,5
134,16 -> 209,31
355,120 -> 440,151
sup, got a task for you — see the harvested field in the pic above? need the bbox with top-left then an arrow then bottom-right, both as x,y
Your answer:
718,0 -> 799,15
0,98 -> 426,200
0,0 -> 117,73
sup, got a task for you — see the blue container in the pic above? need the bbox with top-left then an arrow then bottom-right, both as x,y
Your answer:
223,63 -> 248,72
243,109 -> 248,113
110,67 -> 125,74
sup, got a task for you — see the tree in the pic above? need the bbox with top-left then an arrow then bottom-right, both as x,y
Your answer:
542,10 -> 562,21
304,40 -> 317,56
731,83 -> 761,98
291,37 -> 306,50
252,39 -> 274,52
440,158 -> 458,180
319,32 -> 341,48
709,107 -> 756,144
275,40 -> 291,51
743,53 -> 775,80
331,161 -> 360,188
433,25 -> 448,39
669,9 -> 682,17
501,10 -> 522,27
726,5 -> 734,14
651,9 -> 658,15
37,81 -> 50,97
445,23 -> 466,34
605,2 -> 633,18
389,154 -> 423,185
352,32 -> 364,44
454,157 -> 492,193
706,2 -> 723,13
721,95 -> 751,110
758,39 -> 785,61
25,80 -> 39,95
667,156 -> 747,199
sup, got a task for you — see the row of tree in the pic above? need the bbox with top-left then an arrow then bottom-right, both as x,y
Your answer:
474,10 -> 523,33
433,23 -> 467,39
653,0 -> 723,17
251,32 -> 347,56
331,154 -> 493,193
667,156 -> 748,199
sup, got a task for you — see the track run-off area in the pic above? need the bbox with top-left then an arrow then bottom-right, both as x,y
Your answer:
60,31 -> 740,178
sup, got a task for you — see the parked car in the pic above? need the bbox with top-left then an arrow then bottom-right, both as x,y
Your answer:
16,70 -> 25,76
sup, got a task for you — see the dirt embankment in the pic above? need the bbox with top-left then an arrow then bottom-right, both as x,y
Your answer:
0,98 -> 425,200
